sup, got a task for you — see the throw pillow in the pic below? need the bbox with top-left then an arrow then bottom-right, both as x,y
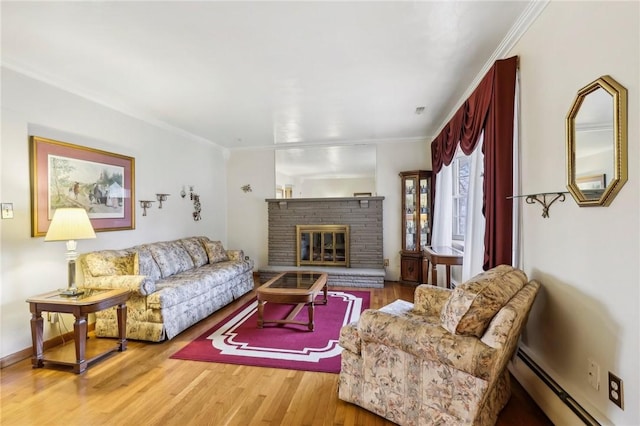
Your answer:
83,250 -> 136,277
148,242 -> 195,278
204,240 -> 229,263
440,265 -> 527,337
133,246 -> 162,281
179,237 -> 209,268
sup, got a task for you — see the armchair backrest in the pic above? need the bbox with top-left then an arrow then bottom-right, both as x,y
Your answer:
440,265 -> 529,337
437,266 -> 540,381
481,280 -> 540,377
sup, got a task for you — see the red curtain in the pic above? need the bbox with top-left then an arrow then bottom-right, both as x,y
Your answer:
430,56 -> 517,270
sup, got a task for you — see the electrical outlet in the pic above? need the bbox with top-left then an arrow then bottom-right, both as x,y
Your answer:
47,312 -> 58,324
383,259 -> 389,267
608,372 -> 624,409
587,357 -> 600,390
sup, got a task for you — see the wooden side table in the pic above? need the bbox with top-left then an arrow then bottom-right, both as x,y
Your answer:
26,288 -> 130,373
423,246 -> 464,289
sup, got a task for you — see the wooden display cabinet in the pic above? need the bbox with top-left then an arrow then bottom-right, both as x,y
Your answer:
399,170 -> 432,284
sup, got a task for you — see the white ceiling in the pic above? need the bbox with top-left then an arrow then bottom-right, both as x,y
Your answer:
1,1 -> 541,155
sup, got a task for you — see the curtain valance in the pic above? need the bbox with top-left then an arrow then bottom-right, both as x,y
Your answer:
430,56 -> 518,270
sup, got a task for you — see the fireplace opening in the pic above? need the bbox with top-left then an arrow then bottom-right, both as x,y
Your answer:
296,225 -> 349,267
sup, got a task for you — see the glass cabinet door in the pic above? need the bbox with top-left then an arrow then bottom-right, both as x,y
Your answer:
403,176 -> 417,251
400,170 -> 432,283
401,170 -> 432,253
419,177 -> 430,250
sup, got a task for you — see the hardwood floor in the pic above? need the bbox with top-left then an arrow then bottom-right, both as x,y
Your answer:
1,280 -> 551,425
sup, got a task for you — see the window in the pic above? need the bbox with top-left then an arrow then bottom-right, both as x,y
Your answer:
452,153 -> 470,241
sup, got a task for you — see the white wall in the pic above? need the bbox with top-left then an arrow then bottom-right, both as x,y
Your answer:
227,139 -> 430,281
376,141 -> 431,280
0,68 -> 228,358
226,149 -> 272,269
299,177 -> 375,198
509,2 -> 639,425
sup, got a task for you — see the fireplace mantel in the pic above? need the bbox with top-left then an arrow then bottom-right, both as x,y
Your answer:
266,196 -> 383,209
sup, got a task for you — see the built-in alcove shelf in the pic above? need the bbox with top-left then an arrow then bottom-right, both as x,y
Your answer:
508,192 -> 569,218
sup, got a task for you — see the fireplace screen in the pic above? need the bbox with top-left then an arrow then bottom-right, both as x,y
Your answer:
296,225 -> 349,267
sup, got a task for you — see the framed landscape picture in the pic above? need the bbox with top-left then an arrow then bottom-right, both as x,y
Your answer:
30,136 -> 135,237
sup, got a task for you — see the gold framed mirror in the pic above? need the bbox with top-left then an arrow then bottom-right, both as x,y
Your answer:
566,75 -> 627,206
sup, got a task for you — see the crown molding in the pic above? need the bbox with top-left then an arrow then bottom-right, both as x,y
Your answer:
1,61 -> 223,150
234,136 -> 431,152
431,0 -> 550,140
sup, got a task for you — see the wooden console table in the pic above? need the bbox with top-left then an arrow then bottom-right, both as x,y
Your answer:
27,288 -> 130,373
423,246 -> 463,289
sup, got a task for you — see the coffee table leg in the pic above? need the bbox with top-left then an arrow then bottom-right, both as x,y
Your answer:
257,300 -> 264,328
308,302 -> 315,331
116,302 -> 128,352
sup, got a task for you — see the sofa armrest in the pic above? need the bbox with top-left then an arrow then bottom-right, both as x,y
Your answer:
83,275 -> 156,296
339,322 -> 361,354
412,284 -> 452,316
358,309 -> 496,380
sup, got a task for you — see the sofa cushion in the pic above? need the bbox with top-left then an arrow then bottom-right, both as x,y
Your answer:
148,241 -> 195,278
179,237 -> 209,268
203,240 -> 229,263
83,250 -> 136,277
133,246 -> 162,281
440,265 -> 527,337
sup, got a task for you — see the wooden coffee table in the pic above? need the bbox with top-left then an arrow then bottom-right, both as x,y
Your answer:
256,271 -> 328,331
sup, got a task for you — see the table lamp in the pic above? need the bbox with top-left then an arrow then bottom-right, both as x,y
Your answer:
44,208 -> 96,296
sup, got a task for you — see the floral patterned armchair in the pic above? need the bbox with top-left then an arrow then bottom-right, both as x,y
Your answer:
338,265 -> 540,426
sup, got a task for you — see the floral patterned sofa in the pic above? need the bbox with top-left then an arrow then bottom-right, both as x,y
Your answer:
79,236 -> 254,342
338,265 -> 540,426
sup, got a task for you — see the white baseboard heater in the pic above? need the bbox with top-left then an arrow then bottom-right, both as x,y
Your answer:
517,348 -> 600,426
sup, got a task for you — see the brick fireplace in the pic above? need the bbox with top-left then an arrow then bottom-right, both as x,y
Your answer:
261,197 -> 385,287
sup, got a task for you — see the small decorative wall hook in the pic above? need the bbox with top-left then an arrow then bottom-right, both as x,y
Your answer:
180,186 -> 187,198
241,184 -> 252,193
139,200 -> 154,216
156,193 -> 170,208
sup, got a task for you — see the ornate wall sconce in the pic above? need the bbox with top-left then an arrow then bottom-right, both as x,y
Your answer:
191,192 -> 201,221
139,200 -> 154,216
180,185 -> 201,220
156,193 -> 170,208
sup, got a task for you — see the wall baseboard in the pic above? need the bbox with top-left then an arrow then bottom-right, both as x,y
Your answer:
0,323 -> 94,369
511,348 -> 603,426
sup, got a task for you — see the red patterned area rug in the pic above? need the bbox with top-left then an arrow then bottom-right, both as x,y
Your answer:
171,290 -> 370,373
